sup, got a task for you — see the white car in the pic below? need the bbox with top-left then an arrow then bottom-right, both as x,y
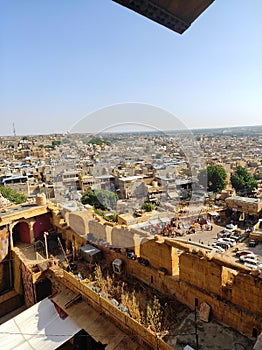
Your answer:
218,229 -> 232,238
230,233 -> 241,242
226,223 -> 238,231
217,238 -> 236,246
214,241 -> 230,250
240,254 -> 258,262
244,260 -> 262,270
212,245 -> 225,253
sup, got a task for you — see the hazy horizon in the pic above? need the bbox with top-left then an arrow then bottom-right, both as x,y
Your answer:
1,123 -> 262,138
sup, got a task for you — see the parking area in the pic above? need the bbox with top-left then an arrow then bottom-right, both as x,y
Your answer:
175,223 -> 262,268
176,223 -> 236,246
229,240 -> 262,265
167,312 -> 255,350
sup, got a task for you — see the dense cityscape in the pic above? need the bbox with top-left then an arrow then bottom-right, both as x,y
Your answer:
0,125 -> 261,349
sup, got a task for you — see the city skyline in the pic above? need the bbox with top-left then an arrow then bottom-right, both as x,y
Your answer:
1,0 -> 262,136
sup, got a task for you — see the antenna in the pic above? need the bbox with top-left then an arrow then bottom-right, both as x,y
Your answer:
13,122 -> 16,137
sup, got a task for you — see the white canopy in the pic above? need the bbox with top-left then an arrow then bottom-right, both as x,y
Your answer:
0,297 -> 81,350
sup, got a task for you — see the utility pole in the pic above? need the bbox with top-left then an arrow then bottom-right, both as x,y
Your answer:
44,232 -> 49,259
13,122 -> 16,137
195,298 -> 199,350
57,237 -> 72,271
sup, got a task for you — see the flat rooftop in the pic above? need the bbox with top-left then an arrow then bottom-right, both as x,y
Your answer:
0,203 -> 49,225
226,196 -> 261,204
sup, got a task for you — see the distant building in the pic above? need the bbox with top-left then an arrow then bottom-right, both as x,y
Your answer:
225,196 -> 262,223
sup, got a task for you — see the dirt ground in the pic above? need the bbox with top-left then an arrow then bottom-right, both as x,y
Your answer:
166,312 -> 255,350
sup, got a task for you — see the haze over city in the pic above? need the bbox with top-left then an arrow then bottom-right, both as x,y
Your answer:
1,0 -> 262,135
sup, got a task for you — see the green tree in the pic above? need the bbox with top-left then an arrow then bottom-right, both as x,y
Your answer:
206,165 -> 227,193
231,166 -> 257,195
81,189 -> 118,210
141,202 -> 155,212
86,137 -> 111,146
0,186 -> 27,204
51,140 -> 61,147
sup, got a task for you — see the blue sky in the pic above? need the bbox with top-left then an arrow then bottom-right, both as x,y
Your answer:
0,0 -> 261,136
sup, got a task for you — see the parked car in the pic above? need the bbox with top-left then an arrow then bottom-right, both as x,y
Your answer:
244,260 -> 262,270
214,241 -> 231,250
226,223 -> 238,231
217,238 -> 236,247
212,245 -> 225,253
249,239 -> 258,247
126,249 -> 136,260
138,257 -> 149,267
240,254 -> 258,262
236,249 -> 253,258
230,232 -> 241,242
218,229 -> 232,238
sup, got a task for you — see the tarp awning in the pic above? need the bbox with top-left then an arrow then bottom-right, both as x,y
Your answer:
0,297 -> 81,350
52,287 -> 140,350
